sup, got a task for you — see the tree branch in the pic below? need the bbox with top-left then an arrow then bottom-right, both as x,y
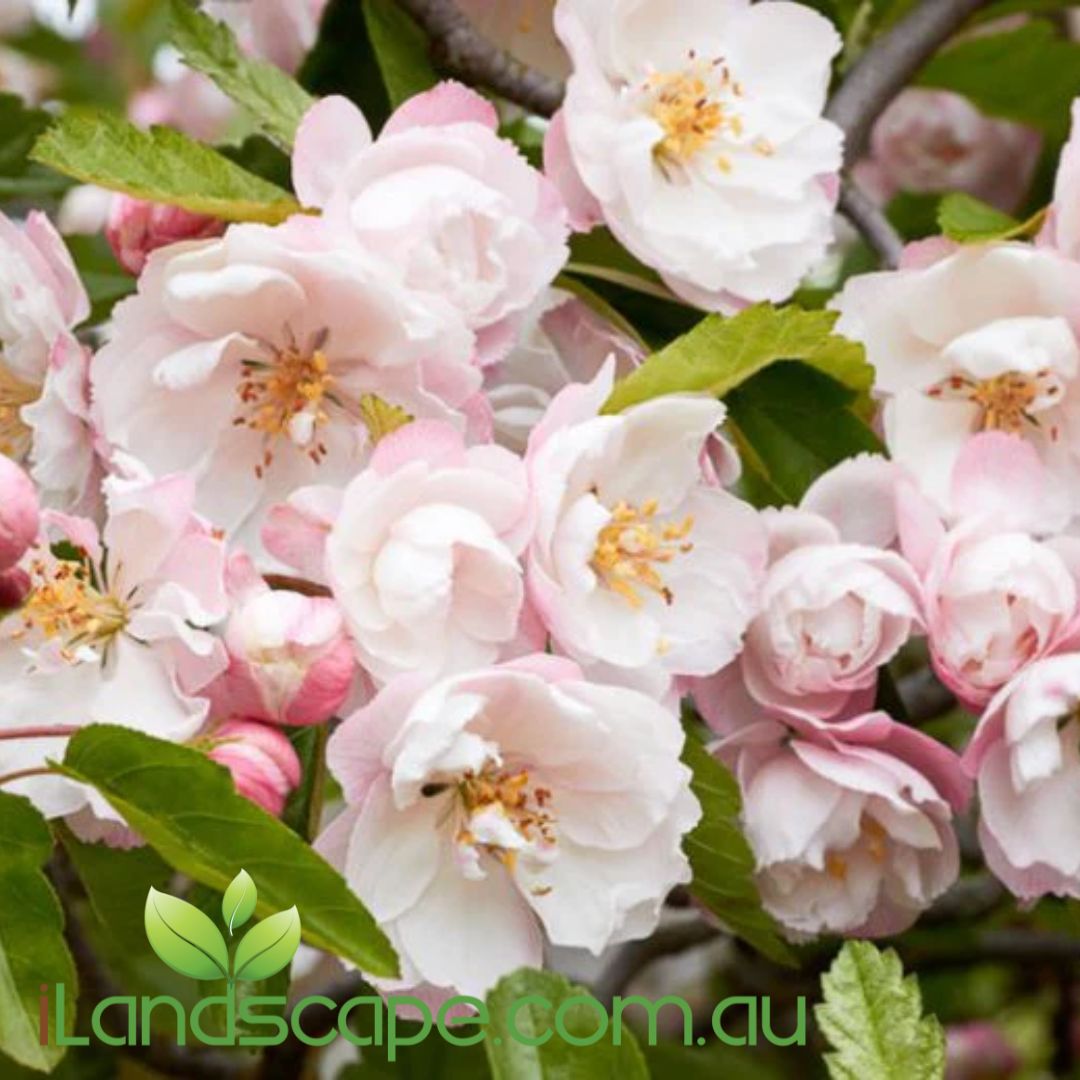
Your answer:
395,0 -> 564,117
826,0 -> 994,168
838,177 -> 904,269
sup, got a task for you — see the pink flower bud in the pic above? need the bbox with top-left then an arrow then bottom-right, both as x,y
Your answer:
210,589 -> 356,727
946,1022 -> 1019,1079
106,195 -> 225,276
0,567 -> 30,610
0,456 -> 39,572
208,720 -> 302,817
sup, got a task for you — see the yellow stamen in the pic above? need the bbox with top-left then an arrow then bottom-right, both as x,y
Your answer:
591,499 -> 694,609
927,369 -> 1058,436
0,357 -> 39,459
457,764 -> 556,870
649,70 -> 727,164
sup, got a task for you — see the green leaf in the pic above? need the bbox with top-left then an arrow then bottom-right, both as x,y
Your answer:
144,887 -> 230,981
682,731 -> 796,967
281,725 -> 328,841
362,0 -> 439,109
816,941 -> 946,1080
0,794 -> 76,1072
64,235 -> 135,327
919,20 -> 1080,137
221,869 -> 257,935
31,109 -> 301,224
728,362 -> 883,507
232,906 -> 302,982
485,968 -> 649,1080
602,304 -> 872,415
0,93 -> 68,201
168,0 -> 314,151
937,192 -> 1047,244
59,725 -> 399,978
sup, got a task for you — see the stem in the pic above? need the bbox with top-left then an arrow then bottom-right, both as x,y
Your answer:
262,574 -> 331,598
838,177 -> 904,269
0,765 -> 56,786
0,725 -> 80,741
825,0 -> 995,168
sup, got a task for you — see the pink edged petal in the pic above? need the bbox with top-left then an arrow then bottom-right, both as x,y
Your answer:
498,651 -> 582,683
261,484 -> 342,581
40,510 -> 102,563
801,454 -> 904,548
950,430 -> 1070,534
292,95 -> 374,209
370,419 -> 467,476
23,210 -> 90,327
543,109 -> 603,232
899,236 -> 962,271
382,80 -> 499,136
1042,100 -> 1080,260
895,478 -> 945,578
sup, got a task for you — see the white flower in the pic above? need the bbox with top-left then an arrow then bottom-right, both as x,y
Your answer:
319,655 -> 699,996
525,363 -> 766,692
549,0 -> 843,309
0,460 -> 228,824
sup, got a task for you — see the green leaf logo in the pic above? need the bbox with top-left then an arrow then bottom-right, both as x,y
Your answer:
144,888 -> 230,981
232,906 -> 302,982
221,869 -> 257,935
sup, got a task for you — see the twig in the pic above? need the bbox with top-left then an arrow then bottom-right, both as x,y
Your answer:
904,929 -> 1080,968
593,919 -> 719,1005
263,574 -> 331,598
0,725 -> 79,740
394,0 -> 564,116
924,874 -> 1005,923
825,0 -> 994,167
839,177 -> 904,269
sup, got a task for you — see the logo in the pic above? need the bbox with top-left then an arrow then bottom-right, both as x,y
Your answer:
144,869 -> 301,987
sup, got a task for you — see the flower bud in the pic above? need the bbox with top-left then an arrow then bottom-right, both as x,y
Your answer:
106,195 -> 224,276
208,720 -> 302,817
0,456 -> 39,572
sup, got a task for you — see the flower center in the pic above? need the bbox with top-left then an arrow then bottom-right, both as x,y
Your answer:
235,331 -> 334,475
0,356 -> 39,459
457,763 -> 555,875
358,394 -> 413,446
591,499 -> 694,609
926,369 -> 1063,437
825,817 -> 888,881
18,556 -> 128,659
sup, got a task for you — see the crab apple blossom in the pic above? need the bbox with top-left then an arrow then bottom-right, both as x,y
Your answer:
833,242 -> 1080,526
0,209 -> 96,509
484,287 -> 644,453
318,655 -> 699,996
724,711 -> 968,939
293,85 -> 569,366
305,421 -> 532,684
206,555 -> 356,726
856,89 -> 1040,213
0,461 -> 228,824
525,363 -> 766,693
548,0 -> 843,310
106,195 -> 225,276
1039,99 -> 1080,261
205,0 -> 328,74
0,455 -> 38,572
963,649 -> 1080,901
206,719 -> 302,816
91,215 -> 478,555
694,504 -> 922,726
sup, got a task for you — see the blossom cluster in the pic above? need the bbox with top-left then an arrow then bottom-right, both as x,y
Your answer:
4,0 -> 1080,1010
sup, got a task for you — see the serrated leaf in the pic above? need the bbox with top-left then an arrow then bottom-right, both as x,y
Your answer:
919,20 -> 1080,137
485,968 -> 649,1080
59,725 -> 398,978
816,941 -> 946,1080
222,869 -> 257,935
0,794 -> 76,1072
681,731 -> 796,967
31,109 -> 301,224
232,907 -> 302,982
168,0 -> 314,151
603,303 -> 872,415
362,0 -> 439,109
937,192 -> 1045,244
144,887 -> 230,981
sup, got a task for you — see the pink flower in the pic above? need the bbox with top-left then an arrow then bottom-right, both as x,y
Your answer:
484,287 -> 644,453
0,209 -> 95,509
964,649 -> 1080,900
724,711 -> 968,938
0,455 -> 39,572
91,216 -> 477,556
550,0 -> 842,310
945,1022 -> 1020,1080
207,555 -> 356,726
314,421 -> 531,683
208,719 -> 302,817
106,196 -> 225,276
318,655 -> 699,996
293,84 -> 569,366
205,0 -> 328,74
1039,99 -> 1080,261
0,458 -> 228,823
129,67 -> 236,144
856,89 -> 1040,213
833,243 -> 1080,527
525,363 -> 766,694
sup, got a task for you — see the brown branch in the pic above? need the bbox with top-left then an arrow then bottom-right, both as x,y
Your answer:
395,0 -> 564,117
263,574 -> 331,598
839,177 -> 904,269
